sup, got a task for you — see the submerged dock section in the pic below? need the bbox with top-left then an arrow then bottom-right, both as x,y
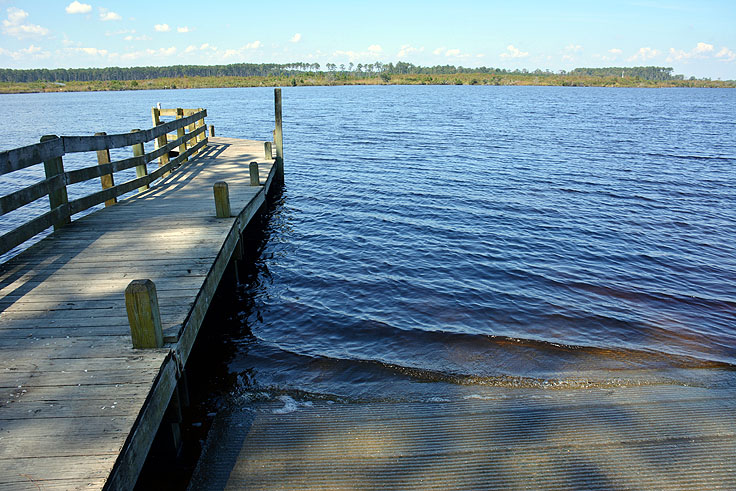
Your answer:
0,90 -> 284,489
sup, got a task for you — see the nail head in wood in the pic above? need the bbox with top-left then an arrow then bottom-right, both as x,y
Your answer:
249,162 -> 260,186
213,181 -> 231,218
125,279 -> 163,349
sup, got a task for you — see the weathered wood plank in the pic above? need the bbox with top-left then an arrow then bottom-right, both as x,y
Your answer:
0,137 -> 65,177
0,204 -> 70,257
60,110 -> 205,153
0,173 -> 64,216
0,134 -> 275,490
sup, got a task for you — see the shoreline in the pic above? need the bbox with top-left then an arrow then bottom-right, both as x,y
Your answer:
1,73 -> 734,94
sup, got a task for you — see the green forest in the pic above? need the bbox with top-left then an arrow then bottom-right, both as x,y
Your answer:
0,63 -> 733,93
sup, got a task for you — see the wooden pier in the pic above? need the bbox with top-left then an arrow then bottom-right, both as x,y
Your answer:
0,90 -> 283,489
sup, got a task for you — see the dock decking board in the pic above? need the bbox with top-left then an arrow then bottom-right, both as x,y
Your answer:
0,137 -> 277,489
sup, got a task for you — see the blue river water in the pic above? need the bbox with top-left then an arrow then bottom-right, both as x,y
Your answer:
1,86 -> 735,402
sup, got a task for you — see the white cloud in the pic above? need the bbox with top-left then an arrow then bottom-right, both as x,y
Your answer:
627,47 -> 659,62
2,7 -> 49,38
694,42 -> 714,54
0,44 -> 51,60
66,1 -> 92,14
500,44 -> 529,59
562,54 -> 574,62
125,34 -> 151,41
332,45 -> 383,62
78,47 -> 108,56
154,23 -> 170,32
184,45 -> 196,53
118,46 -> 177,61
177,26 -> 190,33
221,41 -> 261,59
290,33 -> 301,43
445,48 -> 461,57
99,8 -> 122,21
565,44 -> 583,52
433,47 -> 445,55
609,48 -> 623,55
666,42 -> 716,62
397,45 -> 423,58
715,46 -> 736,62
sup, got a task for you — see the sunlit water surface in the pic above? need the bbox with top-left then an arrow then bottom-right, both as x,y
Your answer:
1,86 -> 735,404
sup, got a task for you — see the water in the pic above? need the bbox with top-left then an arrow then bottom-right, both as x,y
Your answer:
2,86 -> 735,402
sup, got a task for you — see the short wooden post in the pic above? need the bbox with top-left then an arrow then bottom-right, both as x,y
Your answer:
264,141 -> 272,160
274,88 -> 284,174
176,108 -> 188,163
209,124 -> 215,137
40,135 -> 70,230
249,162 -> 260,186
125,279 -> 163,349
131,129 -> 149,193
213,181 -> 231,218
94,132 -> 117,206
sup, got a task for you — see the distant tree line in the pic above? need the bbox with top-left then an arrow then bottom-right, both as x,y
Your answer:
0,63 -> 690,83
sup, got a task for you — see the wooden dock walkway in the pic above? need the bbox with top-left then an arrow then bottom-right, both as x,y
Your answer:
0,92 -> 283,489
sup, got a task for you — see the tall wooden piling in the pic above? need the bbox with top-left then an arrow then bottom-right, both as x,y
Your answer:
274,88 -> 284,174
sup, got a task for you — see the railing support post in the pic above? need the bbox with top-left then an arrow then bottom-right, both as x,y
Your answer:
94,132 -> 117,206
213,181 -> 231,218
264,141 -> 272,160
39,135 -> 70,230
196,108 -> 205,144
274,88 -> 284,175
131,129 -> 149,193
125,279 -> 163,349
208,125 -> 215,137
176,108 -> 188,163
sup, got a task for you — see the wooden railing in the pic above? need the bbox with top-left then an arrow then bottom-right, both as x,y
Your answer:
0,108 -> 208,256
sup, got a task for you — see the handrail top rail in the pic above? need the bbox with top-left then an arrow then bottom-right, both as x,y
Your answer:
0,109 -> 206,177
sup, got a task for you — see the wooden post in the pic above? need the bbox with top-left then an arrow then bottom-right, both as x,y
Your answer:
40,135 -> 70,230
184,109 -> 197,150
155,122 -> 170,174
264,141 -> 272,160
131,129 -> 149,193
196,108 -> 205,144
176,108 -> 188,163
274,88 -> 284,174
151,106 -> 161,127
125,279 -> 163,349
209,125 -> 215,137
249,162 -> 260,186
94,132 -> 117,206
213,181 -> 231,218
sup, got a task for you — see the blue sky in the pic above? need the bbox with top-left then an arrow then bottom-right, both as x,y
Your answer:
1,1 -> 735,79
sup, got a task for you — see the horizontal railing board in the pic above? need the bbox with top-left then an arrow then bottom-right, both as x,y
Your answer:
0,173 -> 65,216
0,203 -> 70,256
0,136 -> 206,256
67,138 -> 206,216
0,110 -> 206,179
0,137 -> 65,177
61,110 -> 205,153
